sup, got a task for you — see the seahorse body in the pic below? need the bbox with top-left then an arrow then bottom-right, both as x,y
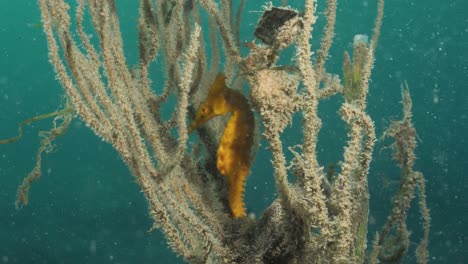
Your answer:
189,73 -> 254,218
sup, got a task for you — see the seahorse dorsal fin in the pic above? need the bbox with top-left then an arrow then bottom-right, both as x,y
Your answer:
208,73 -> 227,96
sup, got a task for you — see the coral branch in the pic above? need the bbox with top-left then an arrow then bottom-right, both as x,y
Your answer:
18,0 -> 431,263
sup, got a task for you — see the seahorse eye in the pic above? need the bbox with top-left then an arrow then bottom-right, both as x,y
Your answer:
201,107 -> 207,114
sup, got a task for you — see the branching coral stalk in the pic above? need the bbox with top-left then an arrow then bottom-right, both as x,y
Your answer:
296,0 -> 330,235
315,0 -> 337,81
370,84 -> 430,264
25,0 -> 432,263
358,0 -> 384,110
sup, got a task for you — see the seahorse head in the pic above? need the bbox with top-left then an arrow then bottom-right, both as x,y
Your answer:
189,73 -> 231,133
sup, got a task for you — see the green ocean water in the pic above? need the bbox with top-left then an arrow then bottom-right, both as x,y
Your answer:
0,0 -> 466,263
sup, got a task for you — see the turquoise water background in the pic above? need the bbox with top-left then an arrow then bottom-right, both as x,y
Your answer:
1,0 -> 466,263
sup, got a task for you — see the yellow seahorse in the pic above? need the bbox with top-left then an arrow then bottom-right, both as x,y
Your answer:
189,73 -> 254,218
